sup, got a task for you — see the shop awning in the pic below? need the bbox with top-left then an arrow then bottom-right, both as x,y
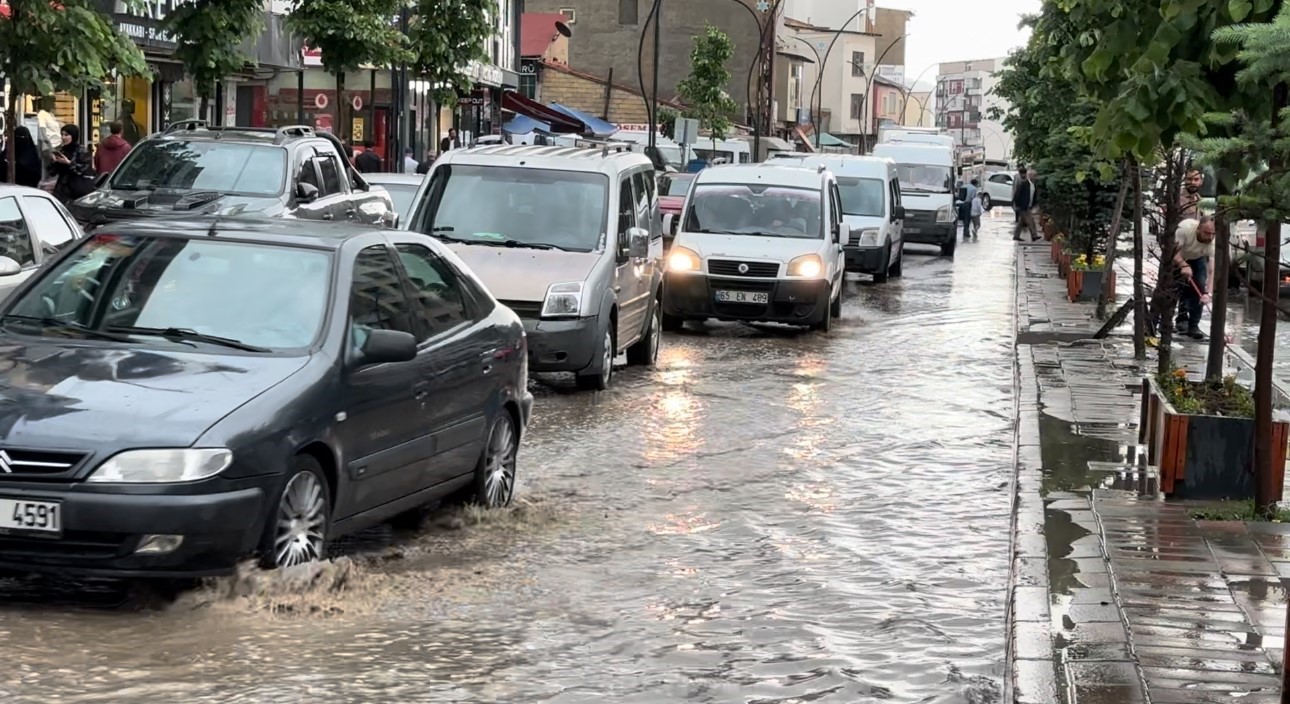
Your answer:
500,91 -> 583,133
502,114 -> 551,135
818,132 -> 855,148
548,104 -> 616,136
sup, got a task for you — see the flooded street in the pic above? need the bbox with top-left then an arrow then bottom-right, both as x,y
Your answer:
1,217 -> 1020,704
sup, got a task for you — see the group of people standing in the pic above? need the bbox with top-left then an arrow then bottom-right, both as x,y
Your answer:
952,164 -> 1041,242
348,127 -> 462,176
0,114 -> 134,207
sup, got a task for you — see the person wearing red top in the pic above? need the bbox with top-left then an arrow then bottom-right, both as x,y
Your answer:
93,121 -> 132,175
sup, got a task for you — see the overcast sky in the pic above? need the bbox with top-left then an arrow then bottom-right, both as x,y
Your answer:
881,0 -> 1040,88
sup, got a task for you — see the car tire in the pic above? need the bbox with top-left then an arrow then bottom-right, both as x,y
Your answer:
575,325 -> 614,391
462,411 -> 519,508
813,289 -> 834,332
258,455 -> 331,569
941,238 -> 957,257
872,243 -> 891,283
830,288 -> 843,318
626,300 -> 661,366
662,312 -> 684,332
891,250 -> 904,278
981,193 -> 993,211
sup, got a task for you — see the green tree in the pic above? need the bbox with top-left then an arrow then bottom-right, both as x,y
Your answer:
165,0 -> 265,120
0,0 -> 149,181
407,0 -> 494,109
287,0 -> 410,141
677,24 -> 738,147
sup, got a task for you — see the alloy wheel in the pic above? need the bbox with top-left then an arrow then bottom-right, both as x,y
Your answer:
274,470 -> 327,567
648,306 -> 661,362
599,329 -> 613,386
482,415 -> 518,507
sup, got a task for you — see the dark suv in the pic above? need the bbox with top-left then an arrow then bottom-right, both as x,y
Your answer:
68,121 -> 397,231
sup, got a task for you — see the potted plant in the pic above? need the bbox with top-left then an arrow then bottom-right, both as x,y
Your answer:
1066,254 -> 1114,301
1140,368 -> 1288,500
1050,233 -> 1065,265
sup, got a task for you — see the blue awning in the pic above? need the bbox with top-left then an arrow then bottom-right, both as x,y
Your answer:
502,114 -> 550,134
548,104 -> 617,136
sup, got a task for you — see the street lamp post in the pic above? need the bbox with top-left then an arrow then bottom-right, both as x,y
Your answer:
857,35 -> 908,153
960,62 -> 973,151
806,6 -> 906,151
784,35 -> 823,147
898,62 -> 938,126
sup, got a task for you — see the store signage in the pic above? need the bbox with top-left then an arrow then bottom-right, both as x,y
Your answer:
460,90 -> 488,107
314,93 -> 329,109
464,61 -> 504,88
520,59 -> 539,76
103,0 -> 195,51
351,96 -> 363,111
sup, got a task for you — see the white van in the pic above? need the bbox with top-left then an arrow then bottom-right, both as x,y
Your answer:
662,164 -> 849,332
880,127 -> 955,147
691,138 -> 752,165
764,154 -> 904,282
871,142 -> 958,256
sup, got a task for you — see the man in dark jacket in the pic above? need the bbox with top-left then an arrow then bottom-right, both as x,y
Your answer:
94,121 -> 132,175
354,140 -> 382,173
1013,169 -> 1040,241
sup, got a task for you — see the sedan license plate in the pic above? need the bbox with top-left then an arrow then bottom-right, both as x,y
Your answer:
904,227 -> 922,234
0,498 -> 61,535
715,290 -> 769,304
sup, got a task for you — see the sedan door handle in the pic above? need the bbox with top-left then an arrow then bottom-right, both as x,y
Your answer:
322,212 -> 334,220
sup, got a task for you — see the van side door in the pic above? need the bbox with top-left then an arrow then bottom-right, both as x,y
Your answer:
829,181 -> 846,283
613,173 -> 647,350
889,175 -> 904,263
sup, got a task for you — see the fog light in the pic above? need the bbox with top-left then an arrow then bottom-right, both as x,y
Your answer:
135,534 -> 184,555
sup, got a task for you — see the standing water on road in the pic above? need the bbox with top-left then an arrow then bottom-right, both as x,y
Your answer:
0,216 -> 1020,703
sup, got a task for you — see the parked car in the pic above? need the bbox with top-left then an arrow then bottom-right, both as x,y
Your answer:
364,172 -> 424,226
0,217 -> 531,577
662,163 -> 848,332
68,120 -> 397,232
0,184 -> 85,300
1247,221 -> 1290,293
658,171 -> 695,247
980,170 -> 1015,210
410,144 -> 664,391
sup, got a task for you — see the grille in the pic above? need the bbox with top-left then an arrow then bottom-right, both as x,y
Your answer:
903,210 -> 938,228
0,531 -> 130,560
707,259 -> 780,278
499,300 -> 543,319
706,278 -> 774,293
0,448 -> 86,478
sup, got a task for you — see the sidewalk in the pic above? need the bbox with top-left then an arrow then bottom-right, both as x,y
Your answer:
1008,242 -> 1287,703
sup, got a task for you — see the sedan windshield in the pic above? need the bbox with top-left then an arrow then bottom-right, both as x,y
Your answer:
683,184 -> 822,239
3,234 -> 331,350
894,164 -> 952,194
110,141 -> 288,197
415,165 -> 609,253
837,177 -> 885,217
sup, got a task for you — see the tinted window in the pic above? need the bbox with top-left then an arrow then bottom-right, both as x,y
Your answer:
350,246 -> 415,352
6,234 -> 330,349
683,184 -> 822,239
0,197 -> 34,266
110,141 -> 287,196
631,171 -> 649,223
316,154 -> 343,196
989,173 -> 1011,184
21,196 -> 77,253
395,243 -> 468,339
836,177 -> 886,217
415,165 -> 609,253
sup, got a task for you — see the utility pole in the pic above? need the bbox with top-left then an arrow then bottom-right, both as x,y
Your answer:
648,0 -> 661,155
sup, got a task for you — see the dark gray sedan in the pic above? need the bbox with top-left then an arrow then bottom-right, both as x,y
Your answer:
0,217 -> 532,576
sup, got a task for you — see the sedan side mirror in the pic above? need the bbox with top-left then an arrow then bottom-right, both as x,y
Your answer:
837,223 -> 851,248
296,182 -> 320,204
627,226 -> 650,258
0,256 -> 21,276
892,205 -> 905,222
356,329 -> 417,366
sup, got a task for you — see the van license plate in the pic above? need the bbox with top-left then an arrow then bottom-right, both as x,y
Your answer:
715,290 -> 769,304
0,498 -> 61,535
904,227 -> 921,234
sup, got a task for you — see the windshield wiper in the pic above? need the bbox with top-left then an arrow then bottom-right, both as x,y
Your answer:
500,239 -> 564,251
1,315 -> 136,342
105,326 -> 270,353
696,228 -> 748,235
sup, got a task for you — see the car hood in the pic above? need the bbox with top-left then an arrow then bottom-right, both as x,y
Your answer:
70,190 -> 285,226
0,340 -> 308,449
445,243 -> 601,302
677,232 -> 824,261
899,191 -> 951,212
843,214 -> 886,230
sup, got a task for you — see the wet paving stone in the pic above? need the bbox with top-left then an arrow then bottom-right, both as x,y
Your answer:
1013,659 -> 1059,704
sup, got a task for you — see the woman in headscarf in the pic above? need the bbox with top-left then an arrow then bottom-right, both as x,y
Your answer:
50,124 -> 94,204
0,126 -> 43,188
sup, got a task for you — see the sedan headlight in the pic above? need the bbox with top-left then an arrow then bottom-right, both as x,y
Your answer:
858,229 -> 881,246
787,254 -> 824,278
935,205 -> 955,223
86,448 -> 233,484
541,281 -> 583,318
668,246 -> 701,273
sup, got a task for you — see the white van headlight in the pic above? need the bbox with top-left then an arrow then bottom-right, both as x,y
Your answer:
668,246 -> 701,273
87,449 -> 233,484
935,205 -> 954,223
541,281 -> 584,318
787,254 -> 824,278
858,229 -> 881,246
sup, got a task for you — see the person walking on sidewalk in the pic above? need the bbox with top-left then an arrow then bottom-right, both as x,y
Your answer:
354,140 -> 382,173
957,177 -> 978,240
971,184 -> 985,238
1013,169 -> 1040,241
1172,216 -> 1216,340
1011,163 -> 1026,224
93,121 -> 132,175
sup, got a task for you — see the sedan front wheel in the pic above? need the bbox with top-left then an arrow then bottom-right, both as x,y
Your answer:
260,456 -> 331,569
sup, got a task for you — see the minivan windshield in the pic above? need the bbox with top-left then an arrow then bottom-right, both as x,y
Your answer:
836,177 -> 885,217
683,184 -> 822,239
3,233 -> 331,350
893,164 -> 952,194
415,165 -> 609,253
110,141 -> 288,197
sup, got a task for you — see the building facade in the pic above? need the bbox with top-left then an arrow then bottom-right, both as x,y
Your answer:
902,90 -> 933,127
782,17 -> 878,148
935,57 -> 1013,162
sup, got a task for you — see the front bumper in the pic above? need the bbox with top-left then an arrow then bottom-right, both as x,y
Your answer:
0,481 -> 269,577
845,245 -> 886,274
662,272 -> 830,325
520,316 -> 601,373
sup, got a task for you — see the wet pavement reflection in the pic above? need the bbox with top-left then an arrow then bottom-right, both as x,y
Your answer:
0,216 -> 1024,703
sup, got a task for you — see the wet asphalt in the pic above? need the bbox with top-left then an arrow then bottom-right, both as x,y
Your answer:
0,215 -> 1021,703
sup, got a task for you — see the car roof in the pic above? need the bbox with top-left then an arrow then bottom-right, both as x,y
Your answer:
437,144 -> 653,176
145,120 -> 319,147
363,173 -> 424,186
0,184 -> 56,197
767,154 -> 895,176
89,216 -> 393,251
697,163 -> 826,190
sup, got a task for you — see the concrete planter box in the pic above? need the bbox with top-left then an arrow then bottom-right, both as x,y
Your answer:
1067,269 -> 1115,302
1139,376 -> 1287,500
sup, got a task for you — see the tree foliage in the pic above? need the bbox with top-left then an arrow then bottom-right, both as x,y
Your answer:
287,0 -> 410,78
407,0 -> 495,108
677,25 -> 739,142
165,0 -> 265,113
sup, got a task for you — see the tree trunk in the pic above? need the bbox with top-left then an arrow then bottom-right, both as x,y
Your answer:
1255,81 -> 1286,520
1205,199 -> 1231,381
1097,163 -> 1132,317
1157,152 -> 1185,376
199,95 -> 210,123
336,72 -> 346,142
1133,158 -> 1146,360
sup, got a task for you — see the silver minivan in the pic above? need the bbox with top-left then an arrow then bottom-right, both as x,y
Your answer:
408,145 -> 664,390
